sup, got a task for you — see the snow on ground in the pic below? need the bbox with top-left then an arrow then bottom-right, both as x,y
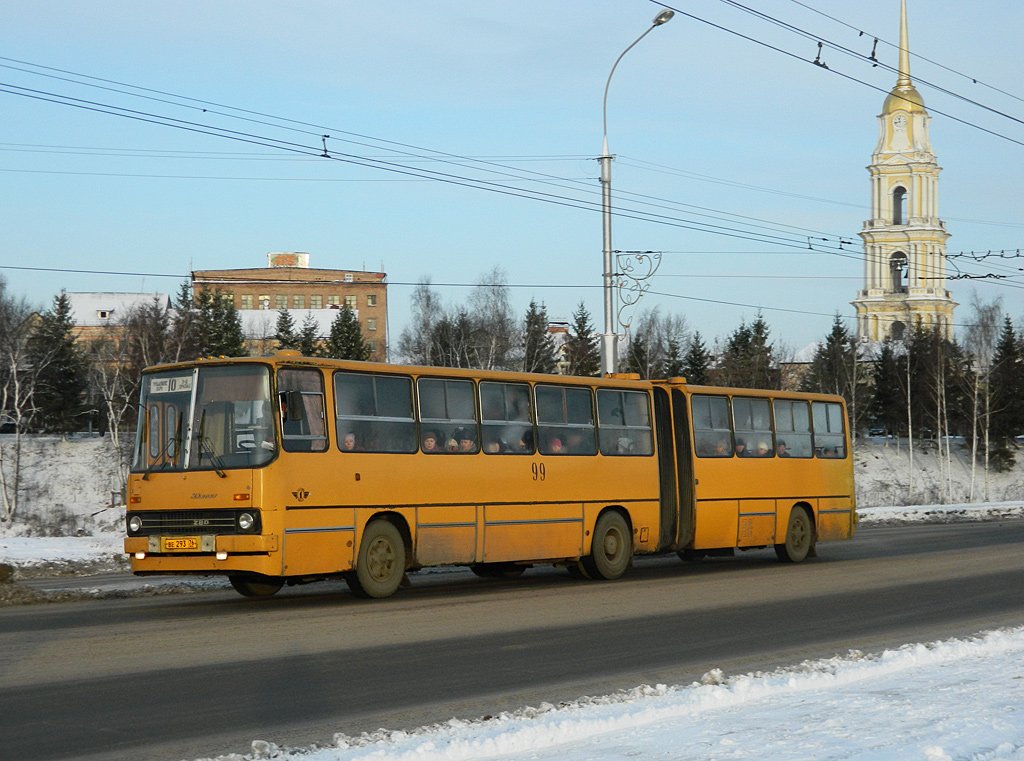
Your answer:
202,626 -> 1024,761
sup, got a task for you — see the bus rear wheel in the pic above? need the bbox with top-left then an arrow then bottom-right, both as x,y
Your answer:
582,511 -> 631,580
346,519 -> 406,599
229,574 -> 284,597
775,507 -> 813,563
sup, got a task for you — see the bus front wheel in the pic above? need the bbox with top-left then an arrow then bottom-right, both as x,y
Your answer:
582,511 -> 631,580
775,507 -> 814,563
229,574 -> 284,597
347,520 -> 406,599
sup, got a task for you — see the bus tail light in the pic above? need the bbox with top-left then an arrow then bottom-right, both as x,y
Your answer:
216,551 -> 228,560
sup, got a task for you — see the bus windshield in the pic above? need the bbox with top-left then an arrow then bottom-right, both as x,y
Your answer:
132,365 -> 275,473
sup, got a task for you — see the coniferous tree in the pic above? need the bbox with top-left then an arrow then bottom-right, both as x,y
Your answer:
801,315 -> 869,431
664,336 -> 685,379
193,289 -> 246,357
430,309 -> 474,368
27,291 -> 88,435
522,299 -> 556,374
622,332 -> 653,378
323,305 -> 372,361
988,316 -> 1024,469
298,314 -> 322,357
716,313 -> 776,389
170,281 -> 200,361
274,310 -> 299,351
681,330 -> 711,384
563,302 -> 599,377
869,340 -> 904,437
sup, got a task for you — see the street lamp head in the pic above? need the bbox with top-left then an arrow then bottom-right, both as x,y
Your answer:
652,9 -> 674,26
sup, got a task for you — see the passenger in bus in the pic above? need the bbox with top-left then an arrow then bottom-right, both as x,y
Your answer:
734,439 -> 748,456
547,436 -> 564,454
517,429 -> 534,452
421,431 -> 439,453
341,432 -> 358,451
565,430 -> 587,454
445,437 -> 460,453
777,440 -> 790,457
483,437 -> 502,454
453,427 -> 477,453
714,439 -> 729,456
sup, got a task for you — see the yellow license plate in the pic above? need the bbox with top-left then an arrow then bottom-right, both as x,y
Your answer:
162,536 -> 199,552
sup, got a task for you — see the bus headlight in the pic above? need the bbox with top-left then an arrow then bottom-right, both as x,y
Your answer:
128,515 -> 143,534
238,512 -> 255,531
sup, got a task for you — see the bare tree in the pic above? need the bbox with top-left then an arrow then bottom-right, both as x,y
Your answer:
467,267 -> 518,371
0,281 -> 39,523
621,307 -> 689,379
397,279 -> 441,365
963,295 -> 1003,501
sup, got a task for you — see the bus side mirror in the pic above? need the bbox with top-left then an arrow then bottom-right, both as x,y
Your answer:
281,391 -> 305,422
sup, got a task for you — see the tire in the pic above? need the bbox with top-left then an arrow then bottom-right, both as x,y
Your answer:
229,574 -> 284,597
471,562 -> 527,579
581,511 -> 632,580
566,562 -> 592,579
346,519 -> 406,599
677,549 -> 707,563
775,506 -> 814,563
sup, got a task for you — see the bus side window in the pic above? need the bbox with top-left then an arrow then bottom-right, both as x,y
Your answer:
536,385 -> 596,455
335,372 -> 416,453
597,389 -> 653,455
691,395 -> 731,457
812,401 -> 847,458
773,399 -> 812,458
732,397 -> 774,457
418,377 -> 479,454
480,381 -> 533,454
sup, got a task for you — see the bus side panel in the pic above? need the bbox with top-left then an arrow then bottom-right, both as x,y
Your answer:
415,505 -> 478,566
693,499 -> 738,549
817,496 -> 855,541
483,503 -> 583,563
283,507 -> 356,576
738,499 -> 776,546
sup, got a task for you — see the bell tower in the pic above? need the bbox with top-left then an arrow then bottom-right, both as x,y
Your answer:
852,0 -> 956,342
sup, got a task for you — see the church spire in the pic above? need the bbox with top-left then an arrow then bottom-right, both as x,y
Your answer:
896,0 -> 912,89
884,0 -> 924,113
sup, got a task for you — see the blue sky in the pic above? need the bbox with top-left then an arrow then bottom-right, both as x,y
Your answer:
2,0 -> 1023,356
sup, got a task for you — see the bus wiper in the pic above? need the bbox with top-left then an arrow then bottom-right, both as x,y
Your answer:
196,409 -> 227,478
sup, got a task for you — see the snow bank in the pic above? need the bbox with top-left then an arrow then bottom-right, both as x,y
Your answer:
0,434 -> 126,537
196,626 -> 1024,761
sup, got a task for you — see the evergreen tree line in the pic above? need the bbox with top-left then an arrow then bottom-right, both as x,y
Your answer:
4,271 -> 1023,500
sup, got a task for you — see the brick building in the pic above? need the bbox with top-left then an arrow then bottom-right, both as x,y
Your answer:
192,252 -> 388,361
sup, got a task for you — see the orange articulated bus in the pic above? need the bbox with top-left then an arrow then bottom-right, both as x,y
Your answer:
124,352 -> 856,598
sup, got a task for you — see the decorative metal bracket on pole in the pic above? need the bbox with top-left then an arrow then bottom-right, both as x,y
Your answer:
615,250 -> 663,331
599,8 -> 674,376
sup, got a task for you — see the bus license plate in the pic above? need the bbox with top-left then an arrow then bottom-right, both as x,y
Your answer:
162,537 -> 199,552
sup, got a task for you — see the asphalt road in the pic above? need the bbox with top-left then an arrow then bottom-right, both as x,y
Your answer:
3,520 -> 1024,761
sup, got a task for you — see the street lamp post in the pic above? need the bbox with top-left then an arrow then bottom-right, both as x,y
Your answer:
600,8 -> 673,376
